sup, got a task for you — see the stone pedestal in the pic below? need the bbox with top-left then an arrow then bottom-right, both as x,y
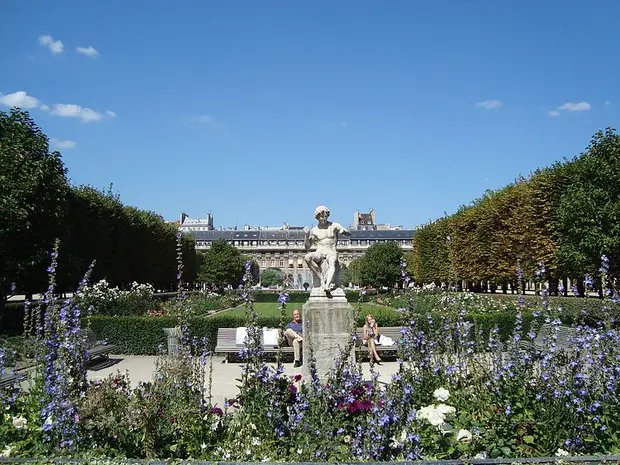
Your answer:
302,288 -> 355,382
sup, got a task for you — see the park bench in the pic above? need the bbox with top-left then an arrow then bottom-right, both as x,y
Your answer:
81,328 -> 118,362
519,323 -> 578,353
0,372 -> 19,388
214,328 -> 295,361
214,326 -> 404,361
355,326 -> 402,356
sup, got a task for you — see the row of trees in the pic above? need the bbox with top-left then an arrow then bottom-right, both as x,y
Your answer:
1,109 -> 196,314
408,128 -> 620,294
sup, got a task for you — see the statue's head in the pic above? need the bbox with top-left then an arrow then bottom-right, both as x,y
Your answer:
314,205 -> 330,220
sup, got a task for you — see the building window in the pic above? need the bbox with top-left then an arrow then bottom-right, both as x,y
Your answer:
279,259 -> 284,267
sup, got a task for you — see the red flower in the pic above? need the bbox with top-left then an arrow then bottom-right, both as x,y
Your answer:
293,374 -> 302,382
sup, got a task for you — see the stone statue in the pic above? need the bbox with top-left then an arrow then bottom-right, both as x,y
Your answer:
303,206 -> 350,293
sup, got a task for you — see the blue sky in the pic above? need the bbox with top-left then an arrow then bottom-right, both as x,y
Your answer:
1,1 -> 619,230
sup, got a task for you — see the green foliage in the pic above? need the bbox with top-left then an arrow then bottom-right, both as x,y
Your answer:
0,109 -> 68,304
555,128 -> 620,280
411,216 -> 452,283
197,239 -> 244,289
260,268 -> 283,288
0,302 -> 26,335
249,290 -> 360,303
347,258 -> 362,285
358,241 -> 403,289
411,128 -> 620,288
339,264 -> 351,287
57,186 -> 193,293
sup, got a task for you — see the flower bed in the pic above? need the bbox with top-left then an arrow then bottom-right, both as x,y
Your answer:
2,253 -> 620,461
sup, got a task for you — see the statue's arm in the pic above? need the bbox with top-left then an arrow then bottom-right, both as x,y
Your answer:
303,227 -> 314,249
334,223 -> 351,236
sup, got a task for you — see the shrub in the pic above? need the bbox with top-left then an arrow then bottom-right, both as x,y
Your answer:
0,302 -> 25,335
86,310 -> 545,355
74,279 -> 159,316
249,290 -> 360,303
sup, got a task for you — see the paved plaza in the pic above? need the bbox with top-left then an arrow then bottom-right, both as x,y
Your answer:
85,354 -> 399,407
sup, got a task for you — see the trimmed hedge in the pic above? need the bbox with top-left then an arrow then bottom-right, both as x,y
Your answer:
0,302 -> 26,335
248,290 -> 361,303
86,310 -> 557,355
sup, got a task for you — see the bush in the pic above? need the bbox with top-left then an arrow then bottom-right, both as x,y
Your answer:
86,309 -> 547,355
249,290 -> 360,303
74,279 -> 159,316
0,302 -> 25,335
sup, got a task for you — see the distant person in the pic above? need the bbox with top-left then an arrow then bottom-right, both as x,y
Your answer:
285,309 -> 303,367
362,314 -> 382,364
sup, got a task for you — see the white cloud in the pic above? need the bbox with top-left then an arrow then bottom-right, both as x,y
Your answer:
604,101 -> 611,106
339,121 -> 348,128
0,91 -> 41,109
50,138 -> 76,149
558,101 -> 591,112
40,104 -> 50,111
76,46 -> 99,58
52,103 -> 103,123
106,110 -> 117,119
475,99 -> 502,110
189,114 -> 214,124
547,101 -> 592,117
38,35 -> 64,54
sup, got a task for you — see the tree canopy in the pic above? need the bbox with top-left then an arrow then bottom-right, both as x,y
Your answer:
198,239 -> 245,289
358,242 -> 403,289
260,268 -> 284,288
0,109 -> 68,302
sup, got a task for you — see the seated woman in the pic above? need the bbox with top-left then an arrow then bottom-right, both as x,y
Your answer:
362,314 -> 382,364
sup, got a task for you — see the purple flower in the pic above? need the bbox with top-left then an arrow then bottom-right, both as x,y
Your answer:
278,291 -> 290,304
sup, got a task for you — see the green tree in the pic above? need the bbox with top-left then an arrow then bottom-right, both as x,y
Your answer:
0,109 -> 68,310
339,264 -> 352,287
554,128 -> 620,283
348,259 -> 362,285
197,239 -> 245,289
359,242 -> 403,289
260,267 -> 283,288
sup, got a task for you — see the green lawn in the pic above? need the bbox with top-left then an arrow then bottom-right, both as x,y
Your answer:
221,302 -> 397,318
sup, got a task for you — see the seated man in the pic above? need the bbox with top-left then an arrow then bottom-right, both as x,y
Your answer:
284,309 -> 303,367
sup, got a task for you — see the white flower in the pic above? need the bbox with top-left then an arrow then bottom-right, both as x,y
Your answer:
435,403 -> 456,415
246,449 -> 252,455
420,406 -> 446,425
12,416 -> 27,429
251,437 -> 261,446
390,436 -> 402,449
556,448 -> 569,457
297,448 -> 303,455
343,435 -> 352,444
456,429 -> 473,442
433,387 -> 450,402
474,453 -> 487,459
0,445 -> 16,458
201,443 -> 207,450
426,409 -> 446,426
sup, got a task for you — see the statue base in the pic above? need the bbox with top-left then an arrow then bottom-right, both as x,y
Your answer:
302,289 -> 355,382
